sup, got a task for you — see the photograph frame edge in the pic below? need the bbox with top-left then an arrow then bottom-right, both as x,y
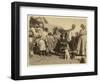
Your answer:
11,1 -> 98,80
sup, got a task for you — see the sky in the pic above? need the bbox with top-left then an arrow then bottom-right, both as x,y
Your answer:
28,15 -> 87,32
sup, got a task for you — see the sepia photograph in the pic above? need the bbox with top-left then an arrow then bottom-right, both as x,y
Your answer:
11,2 -> 97,80
28,15 -> 87,65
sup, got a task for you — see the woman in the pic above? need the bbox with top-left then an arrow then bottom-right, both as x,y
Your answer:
29,26 -> 37,57
77,24 -> 87,56
53,27 -> 61,52
45,32 -> 55,55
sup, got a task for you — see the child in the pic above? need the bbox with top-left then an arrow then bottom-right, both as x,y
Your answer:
38,37 -> 46,56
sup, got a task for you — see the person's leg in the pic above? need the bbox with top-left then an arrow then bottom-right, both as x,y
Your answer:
46,49 -> 49,56
45,50 -> 47,56
39,51 -> 42,56
65,49 -> 70,60
41,50 -> 45,56
29,45 -> 34,57
82,38 -> 87,56
64,53 -> 67,60
43,50 -> 45,56
77,38 -> 81,55
48,48 -> 51,56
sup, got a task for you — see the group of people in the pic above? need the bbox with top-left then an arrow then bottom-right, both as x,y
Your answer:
29,18 -> 86,61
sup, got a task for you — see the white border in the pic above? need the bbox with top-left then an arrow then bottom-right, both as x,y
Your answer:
20,6 -> 94,76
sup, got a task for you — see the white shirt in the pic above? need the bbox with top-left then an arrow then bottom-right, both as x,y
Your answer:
38,39 -> 46,51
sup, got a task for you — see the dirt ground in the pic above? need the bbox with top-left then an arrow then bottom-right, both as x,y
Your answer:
28,54 -> 81,66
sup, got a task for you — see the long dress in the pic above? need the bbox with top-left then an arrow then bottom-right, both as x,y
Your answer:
53,34 -> 60,50
77,29 -> 87,55
29,28 -> 36,55
29,27 -> 41,54
38,39 -> 46,51
46,35 -> 55,52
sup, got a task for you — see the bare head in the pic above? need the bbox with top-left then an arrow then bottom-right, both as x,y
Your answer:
80,24 -> 85,30
48,32 -> 52,36
44,27 -> 48,32
39,23 -> 44,28
72,24 -> 76,30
